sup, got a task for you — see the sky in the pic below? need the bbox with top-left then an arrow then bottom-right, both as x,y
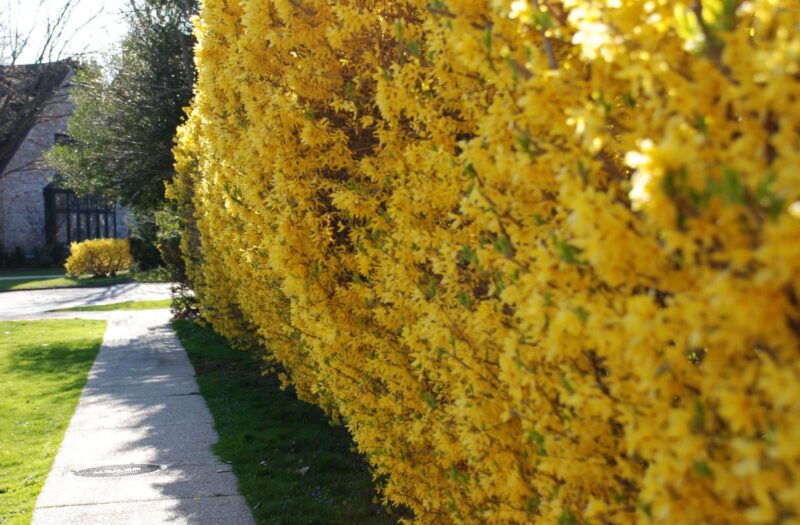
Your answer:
6,0 -> 129,64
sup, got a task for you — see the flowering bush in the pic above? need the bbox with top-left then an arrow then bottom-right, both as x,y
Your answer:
172,0 -> 800,522
64,238 -> 133,278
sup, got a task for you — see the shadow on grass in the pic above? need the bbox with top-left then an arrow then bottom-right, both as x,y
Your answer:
0,319 -> 106,525
173,320 -> 403,525
7,340 -> 97,383
0,275 -> 132,292
0,269 -> 65,278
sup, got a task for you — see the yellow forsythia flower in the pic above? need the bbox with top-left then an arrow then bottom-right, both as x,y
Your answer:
64,238 -> 133,278
171,0 -> 800,522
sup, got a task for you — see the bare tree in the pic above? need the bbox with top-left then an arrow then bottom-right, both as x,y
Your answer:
0,0 -> 103,66
0,0 -> 106,180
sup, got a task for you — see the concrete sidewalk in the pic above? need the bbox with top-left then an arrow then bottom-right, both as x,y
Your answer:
31,310 -> 254,525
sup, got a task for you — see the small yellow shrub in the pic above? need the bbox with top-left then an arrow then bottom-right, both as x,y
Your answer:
64,238 -> 133,278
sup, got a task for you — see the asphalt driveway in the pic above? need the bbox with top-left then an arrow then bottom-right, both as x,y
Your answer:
0,283 -> 172,320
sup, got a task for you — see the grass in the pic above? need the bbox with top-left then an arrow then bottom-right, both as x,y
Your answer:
0,269 -> 65,278
130,266 -> 172,283
0,319 -> 106,525
0,274 -> 131,292
173,320 -> 400,525
49,299 -> 172,313
0,265 -> 172,292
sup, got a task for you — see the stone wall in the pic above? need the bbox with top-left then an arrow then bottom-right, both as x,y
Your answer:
0,71 -> 73,256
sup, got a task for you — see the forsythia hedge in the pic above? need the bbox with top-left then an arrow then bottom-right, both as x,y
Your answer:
64,238 -> 133,277
172,0 -> 800,522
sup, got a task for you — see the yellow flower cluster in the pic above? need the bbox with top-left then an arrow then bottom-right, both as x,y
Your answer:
64,238 -> 133,278
171,0 -> 800,522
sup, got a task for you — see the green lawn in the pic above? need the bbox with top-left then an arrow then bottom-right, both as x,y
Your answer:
0,269 -> 65,278
0,266 -> 172,292
0,274 -> 131,292
0,319 -> 106,525
49,299 -> 172,313
130,266 -> 171,283
172,320 -> 400,525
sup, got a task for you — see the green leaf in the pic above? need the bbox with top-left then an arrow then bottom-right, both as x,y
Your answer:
494,235 -> 513,257
448,466 -> 470,485
637,500 -> 653,519
527,430 -> 547,456
756,171 -> 777,201
457,291 -> 473,308
554,237 -> 584,265
420,391 -> 436,409
458,245 -> 479,266
394,19 -> 404,40
530,8 -> 554,30
482,26 -> 492,54
689,186 -> 711,212
424,281 -> 437,299
463,162 -> 477,178
406,39 -> 420,58
692,399 -> 705,433
558,509 -> 577,525
560,372 -> 575,394
693,460 -> 713,478
528,430 -> 545,445
756,171 -> 785,221
720,167 -> 746,204
370,228 -> 387,243
493,271 -> 506,295
525,496 -> 541,513
542,292 -> 554,307
516,132 -> 540,162
696,115 -> 708,134
712,0 -> 738,31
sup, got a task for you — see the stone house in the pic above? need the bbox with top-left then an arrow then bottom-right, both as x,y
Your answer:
0,61 -> 129,265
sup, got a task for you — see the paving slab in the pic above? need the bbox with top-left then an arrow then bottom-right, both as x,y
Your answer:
31,495 -> 254,525
82,376 -> 200,399
86,360 -> 199,380
80,372 -> 197,389
31,309 -> 255,525
49,423 -> 219,470
37,464 -> 243,507
69,394 -> 215,430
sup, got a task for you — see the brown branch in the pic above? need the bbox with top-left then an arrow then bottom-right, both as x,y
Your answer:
427,7 -> 455,19
508,58 -> 533,80
583,349 -> 617,400
690,0 -> 739,85
288,0 -> 316,17
531,0 -> 558,70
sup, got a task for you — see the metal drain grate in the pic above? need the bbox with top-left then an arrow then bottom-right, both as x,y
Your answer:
73,464 -> 164,478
